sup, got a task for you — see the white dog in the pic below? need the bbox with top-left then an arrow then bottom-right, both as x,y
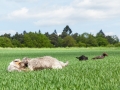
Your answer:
22,56 -> 68,71
7,56 -> 69,72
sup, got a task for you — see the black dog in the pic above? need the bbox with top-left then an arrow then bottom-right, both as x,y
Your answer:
76,55 -> 88,61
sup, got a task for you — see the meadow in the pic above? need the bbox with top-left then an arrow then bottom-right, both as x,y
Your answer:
0,47 -> 120,90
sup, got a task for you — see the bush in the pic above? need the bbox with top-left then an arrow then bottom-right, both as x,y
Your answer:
77,42 -> 86,47
0,37 -> 13,47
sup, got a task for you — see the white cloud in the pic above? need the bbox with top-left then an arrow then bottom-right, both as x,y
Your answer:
6,0 -> 38,3
72,0 -> 120,18
7,7 -> 29,19
34,7 -> 75,26
89,30 -> 97,36
0,30 -> 16,35
2,0 -> 120,26
105,32 -> 115,36
33,0 -> 120,26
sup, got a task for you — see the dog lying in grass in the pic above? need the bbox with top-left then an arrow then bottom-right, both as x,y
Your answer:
76,55 -> 88,61
92,52 -> 108,60
22,56 -> 69,71
8,56 -> 68,72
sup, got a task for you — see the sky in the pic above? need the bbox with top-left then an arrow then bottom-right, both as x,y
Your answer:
0,0 -> 120,39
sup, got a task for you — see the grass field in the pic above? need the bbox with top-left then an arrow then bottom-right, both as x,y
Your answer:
0,47 -> 120,90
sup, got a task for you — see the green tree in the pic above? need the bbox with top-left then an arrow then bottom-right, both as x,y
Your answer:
49,30 -> 59,47
77,42 -> 86,47
1,33 -> 11,39
11,39 -> 22,47
38,29 -> 41,34
57,37 -> 63,47
60,25 -> 72,38
112,35 -> 119,43
95,30 -> 109,46
97,37 -> 109,46
114,42 -> 120,47
23,33 -> 34,47
44,32 -> 50,38
76,33 -> 98,47
12,32 -> 24,47
77,33 -> 89,44
0,37 -> 13,47
87,34 -> 98,47
71,33 -> 79,42
62,36 -> 76,47
23,30 -> 27,35
23,32 -> 52,48
96,29 -> 105,38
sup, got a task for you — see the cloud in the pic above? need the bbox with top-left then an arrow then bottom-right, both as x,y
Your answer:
6,0 -> 38,3
0,30 -> 16,35
32,0 -> 120,26
72,0 -> 120,18
105,32 -> 114,36
34,7 -> 75,26
2,0 -> 120,26
7,7 -> 29,19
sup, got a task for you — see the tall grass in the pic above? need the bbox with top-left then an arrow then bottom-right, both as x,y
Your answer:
0,47 -> 120,90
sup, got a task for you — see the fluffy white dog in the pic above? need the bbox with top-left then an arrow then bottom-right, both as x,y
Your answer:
23,56 -> 68,71
7,56 -> 69,72
28,56 -> 68,70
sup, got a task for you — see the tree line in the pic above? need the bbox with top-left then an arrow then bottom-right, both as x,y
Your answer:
0,25 -> 120,48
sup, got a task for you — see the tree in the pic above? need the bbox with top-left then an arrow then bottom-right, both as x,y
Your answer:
60,25 -> 72,38
38,29 -> 41,34
78,33 -> 89,44
112,35 -> 119,44
0,37 -> 13,47
12,32 -> 24,46
77,42 -> 86,47
23,30 -> 27,35
76,33 -> 98,47
53,29 -> 57,35
12,39 -> 22,47
62,36 -> 76,47
57,37 -> 63,47
96,29 -> 105,38
23,32 -> 52,48
87,34 -> 98,47
23,33 -> 34,47
49,30 -> 59,47
63,25 -> 72,35
114,42 -> 120,47
96,37 -> 109,46
1,33 -> 11,39
71,33 -> 79,42
44,32 -> 50,38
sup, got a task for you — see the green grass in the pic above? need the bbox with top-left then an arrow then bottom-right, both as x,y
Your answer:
0,47 -> 120,90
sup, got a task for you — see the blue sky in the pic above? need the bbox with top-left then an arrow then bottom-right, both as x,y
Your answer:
0,0 -> 120,39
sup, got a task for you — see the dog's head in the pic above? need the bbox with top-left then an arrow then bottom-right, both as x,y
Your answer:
10,59 -> 22,68
102,52 -> 108,56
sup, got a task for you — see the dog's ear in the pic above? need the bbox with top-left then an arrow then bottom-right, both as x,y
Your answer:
15,61 -> 20,65
19,62 -> 28,68
18,62 -> 21,65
